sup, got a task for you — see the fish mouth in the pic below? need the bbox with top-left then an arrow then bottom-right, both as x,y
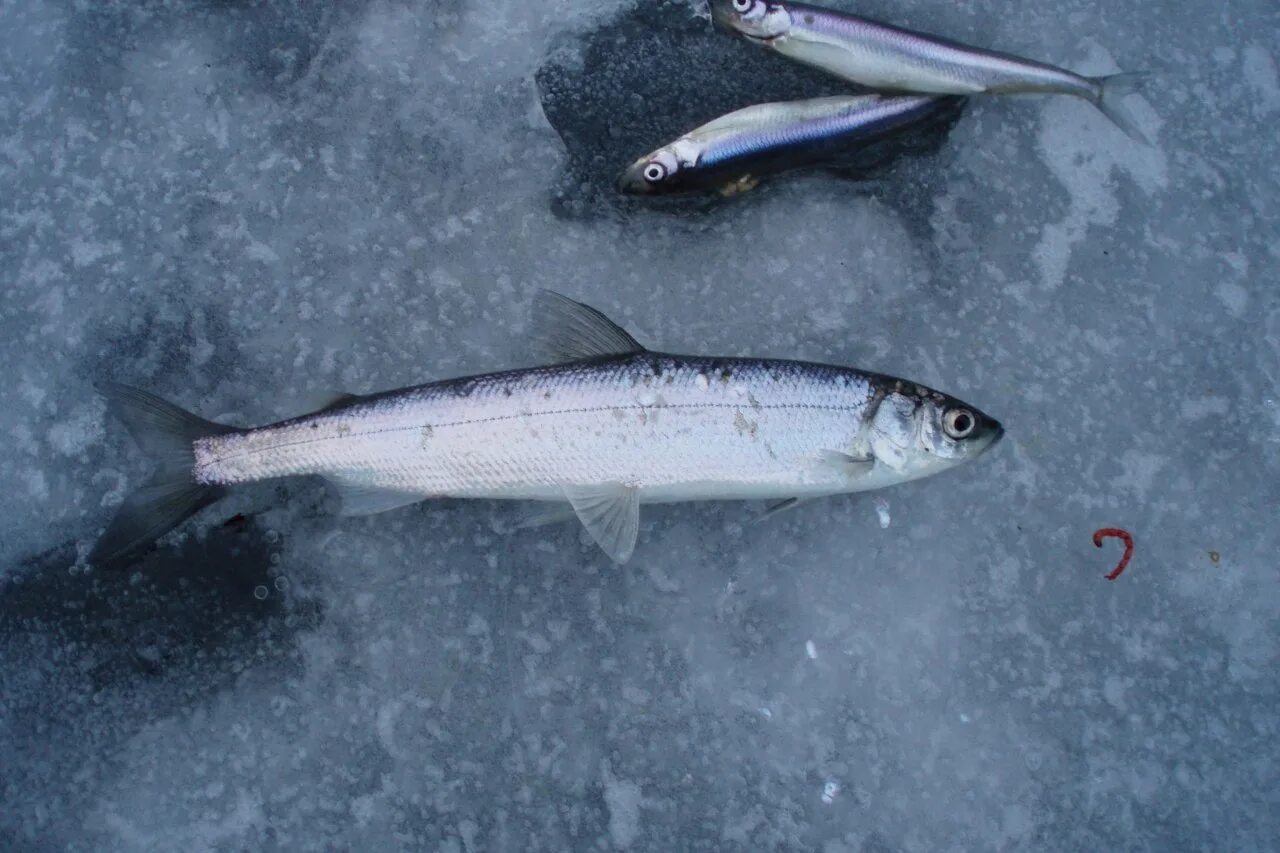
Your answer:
984,422 -> 1005,451
709,2 -> 739,32
616,163 -> 652,195
709,1 -> 784,42
711,1 -> 788,42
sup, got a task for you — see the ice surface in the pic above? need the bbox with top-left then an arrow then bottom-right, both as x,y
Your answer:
2,0 -> 1278,849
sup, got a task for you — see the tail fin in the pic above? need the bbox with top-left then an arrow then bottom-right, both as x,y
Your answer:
1091,72 -> 1150,144
89,383 -> 239,564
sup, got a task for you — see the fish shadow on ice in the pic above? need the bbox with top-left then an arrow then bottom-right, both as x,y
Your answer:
536,0 -> 967,220
0,513 -> 324,810
0,512 -> 322,702
44,306 -> 327,687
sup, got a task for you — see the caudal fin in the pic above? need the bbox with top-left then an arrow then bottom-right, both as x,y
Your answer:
89,383 -> 239,564
1090,72 -> 1150,144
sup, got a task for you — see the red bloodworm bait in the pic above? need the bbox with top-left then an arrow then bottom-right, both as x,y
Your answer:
1093,528 -> 1134,581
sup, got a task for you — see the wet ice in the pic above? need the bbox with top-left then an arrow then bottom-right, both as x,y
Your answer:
2,0 -> 1278,849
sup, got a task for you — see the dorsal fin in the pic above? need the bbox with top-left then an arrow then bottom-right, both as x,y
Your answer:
530,291 -> 646,364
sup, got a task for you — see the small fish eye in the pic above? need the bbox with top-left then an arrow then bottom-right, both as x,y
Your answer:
731,0 -> 753,12
643,163 -> 666,183
943,408 -> 975,439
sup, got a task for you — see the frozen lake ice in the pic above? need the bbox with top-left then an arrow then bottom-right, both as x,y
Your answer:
1,0 -> 1277,848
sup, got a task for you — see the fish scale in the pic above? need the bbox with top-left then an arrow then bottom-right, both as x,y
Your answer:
90,293 -> 1002,563
619,94 -> 959,194
709,0 -> 1149,143
698,96 -> 940,168
196,355 -> 878,503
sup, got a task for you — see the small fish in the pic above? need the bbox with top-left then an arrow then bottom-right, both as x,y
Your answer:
90,293 -> 1003,565
710,0 -> 1148,142
618,93 -> 962,195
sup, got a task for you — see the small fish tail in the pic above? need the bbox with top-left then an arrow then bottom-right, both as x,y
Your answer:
89,382 -> 239,564
1090,72 -> 1150,144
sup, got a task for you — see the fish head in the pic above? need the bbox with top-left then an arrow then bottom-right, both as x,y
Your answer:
710,0 -> 792,43
867,387 -> 1003,482
617,146 -> 690,195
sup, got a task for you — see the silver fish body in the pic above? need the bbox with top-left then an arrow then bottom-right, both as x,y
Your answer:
199,354 -> 989,502
710,0 -> 1147,141
618,94 -> 962,195
92,293 -> 1003,563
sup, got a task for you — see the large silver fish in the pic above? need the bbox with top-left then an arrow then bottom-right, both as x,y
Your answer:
91,293 -> 1003,564
710,0 -> 1148,142
618,93 -> 962,195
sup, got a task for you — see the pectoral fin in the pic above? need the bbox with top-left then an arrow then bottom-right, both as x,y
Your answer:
757,497 -> 808,522
816,449 -> 875,477
564,483 -> 641,563
718,174 -> 760,197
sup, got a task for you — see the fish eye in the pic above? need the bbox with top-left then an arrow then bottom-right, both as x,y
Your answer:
643,162 -> 666,183
943,408 -> 976,439
731,0 -> 753,12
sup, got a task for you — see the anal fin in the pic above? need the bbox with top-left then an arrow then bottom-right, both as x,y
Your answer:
327,476 -> 428,516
